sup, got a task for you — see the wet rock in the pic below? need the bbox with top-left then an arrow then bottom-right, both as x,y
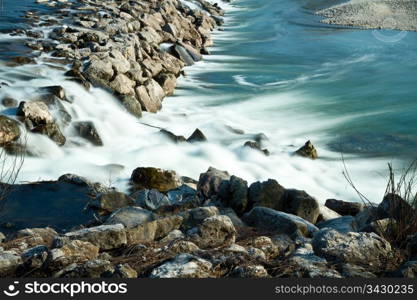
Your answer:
92,192 -> 135,214
244,141 -> 270,156
197,167 -> 230,200
133,189 -> 171,210
0,115 -> 21,145
58,174 -> 111,195
248,179 -> 285,211
32,123 -> 66,146
40,86 -> 67,101
150,254 -> 212,278
8,56 -> 36,66
73,121 -> 103,146
171,44 -> 195,66
230,265 -> 268,278
159,129 -> 187,143
283,189 -> 320,224
104,206 -> 155,229
1,97 -> 18,107
187,129 -> 207,143
295,140 -> 318,159
65,224 -> 127,251
325,199 -> 364,216
317,216 -> 358,233
17,101 -> 53,126
312,228 -> 392,269
119,94 -> 142,118
130,167 -> 181,193
155,73 -> 177,96
48,240 -> 99,269
189,215 -> 236,249
243,207 -> 319,237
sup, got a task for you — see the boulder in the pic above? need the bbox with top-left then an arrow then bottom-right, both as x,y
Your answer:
180,206 -> 219,230
187,129 -> 207,143
218,175 -> 248,215
244,141 -> 270,156
119,95 -> 142,118
243,207 -> 319,237
317,204 -> 341,222
325,199 -> 364,216
283,189 -> 320,223
32,123 -> 66,146
150,254 -> 212,278
112,263 -> 138,278
312,228 -> 392,269
84,58 -> 114,83
14,227 -> 58,248
65,224 -> 127,251
378,193 -> 413,220
104,206 -> 155,228
0,251 -> 22,276
40,86 -> 66,101
48,240 -> 99,269
189,215 -> 236,249
17,101 -> 53,126
294,140 -> 318,159
21,245 -> 49,270
0,115 -> 21,144
109,74 -> 135,95
155,73 -> 177,96
130,167 -> 181,193
247,179 -> 285,211
94,192 -> 135,214
133,189 -> 171,210
317,216 -> 358,233
230,265 -> 268,278
167,185 -> 197,204
197,167 -> 230,199
73,121 -> 103,146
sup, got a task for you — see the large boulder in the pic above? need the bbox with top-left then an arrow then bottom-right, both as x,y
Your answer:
248,179 -> 285,211
130,167 -> 181,193
283,189 -> 320,223
73,121 -> 103,146
197,167 -> 230,200
17,101 -> 53,126
218,175 -> 248,215
0,115 -> 21,144
242,207 -> 319,237
312,228 -> 392,269
31,123 -> 66,146
189,215 -> 236,249
325,199 -> 364,216
65,224 -> 127,251
150,254 -> 212,278
104,206 -> 155,228
84,58 -> 114,84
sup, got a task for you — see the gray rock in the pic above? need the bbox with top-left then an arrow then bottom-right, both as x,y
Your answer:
180,206 -> 219,230
243,207 -> 319,237
187,129 -> 207,143
317,216 -> 358,233
73,121 -> 103,146
160,229 -> 185,243
189,215 -> 236,249
167,185 -> 197,204
283,189 -> 320,224
317,204 -> 341,222
104,206 -> 155,228
130,167 -> 181,193
32,123 -> 66,146
341,263 -> 377,278
133,189 -> 171,210
230,265 -> 269,278
150,254 -> 212,278
48,240 -> 99,270
197,167 -> 230,200
248,179 -> 285,211
325,199 -> 364,216
0,251 -> 22,276
219,175 -> 248,215
378,193 -> 413,220
312,228 -> 392,269
17,101 -> 53,126
94,192 -> 135,214
112,263 -> 138,278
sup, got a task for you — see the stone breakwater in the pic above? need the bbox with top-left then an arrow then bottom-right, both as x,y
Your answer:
0,166 -> 416,278
0,0 -> 228,151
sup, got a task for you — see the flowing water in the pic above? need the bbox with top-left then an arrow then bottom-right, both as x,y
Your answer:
1,0 -> 416,204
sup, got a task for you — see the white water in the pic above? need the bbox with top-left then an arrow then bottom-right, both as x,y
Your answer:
0,0 -> 395,204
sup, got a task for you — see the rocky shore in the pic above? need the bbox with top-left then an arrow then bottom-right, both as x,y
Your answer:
0,166 -> 416,278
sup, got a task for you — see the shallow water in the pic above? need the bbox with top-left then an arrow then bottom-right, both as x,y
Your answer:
1,0 -> 416,204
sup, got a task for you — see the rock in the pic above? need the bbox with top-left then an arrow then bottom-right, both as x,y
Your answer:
58,174 -> 111,195
247,247 -> 266,261
187,129 -> 207,143
17,101 -> 53,126
247,179 -> 285,211
32,123 -> 66,146
56,259 -> 114,278
197,167 -> 230,200
341,263 -> 377,278
0,251 -> 22,276
73,121 -> 103,146
0,115 -> 21,144
0,232 -> 5,242
360,218 -> 395,236
167,240 -> 200,255
8,56 -> 36,66
283,189 -> 320,224
354,206 -> 380,229
189,215 -> 236,249
160,229 -> 185,243
65,224 -> 127,251
167,185 -> 197,204
219,175 -> 248,215
407,233 -> 417,259
150,254 -> 212,278
109,74 -> 135,95
130,167 -> 181,193
171,45 -> 195,66
312,228 -> 392,269
94,192 -> 135,214
378,193 -> 413,220
325,199 -> 364,216
48,240 -> 99,269
393,261 -> 417,278
135,80 -> 164,113
21,245 -> 49,269
159,129 -> 186,143
112,263 -> 137,278
220,207 -> 245,227
119,95 -> 142,118
155,73 -> 177,96
243,141 -> 270,156
15,227 -> 58,248
295,140 -> 318,159
242,207 -> 319,237
225,244 -> 248,254
317,216 -> 358,233
125,215 -> 183,244
231,265 -> 268,278
1,97 -> 18,107
250,236 -> 280,260
317,204 -> 341,222
105,207 -> 155,228
84,59 -> 114,84
180,206 -> 219,230
40,86 -> 66,101
133,189 -> 171,210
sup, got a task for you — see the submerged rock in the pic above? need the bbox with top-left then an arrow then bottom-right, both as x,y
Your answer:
294,140 -> 318,159
187,129 -> 207,143
31,123 -> 66,146
0,115 -> 21,145
244,141 -> 270,156
73,121 -> 103,146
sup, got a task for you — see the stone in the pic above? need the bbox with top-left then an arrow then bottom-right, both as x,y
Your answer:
242,207 -> 319,237
283,189 -> 320,224
109,74 -> 135,95
133,189 -> 171,210
1,97 -> 18,107
84,58 -> 114,83
407,233 -> 417,259
312,228 -> 392,269
150,254 -> 212,278
317,204 -> 341,222
317,216 -> 358,233
159,129 -> 186,143
197,167 -> 230,199
0,251 -> 22,276
21,245 -> 49,269
40,86 -> 66,101
48,240 -> 99,269
220,207 -> 245,227
145,79 -> 165,111
65,224 -> 127,251
231,265 -> 268,278
219,175 -> 248,215
15,227 -> 58,248
167,240 -> 200,255
73,121 -> 103,146
325,199 -> 364,216
112,263 -> 137,278
94,192 -> 135,214
295,140 -> 318,159
244,141 -> 270,156
160,229 -> 185,243
0,116 -> 21,145
187,129 -> 207,143
180,206 -> 219,230
17,101 -> 53,126
56,259 -> 114,278
119,95 -> 142,118
167,185 -> 197,204
104,207 -> 155,228
341,263 -> 377,278
155,73 -> 177,96
189,215 -> 236,249
393,261 -> 417,278
248,179 -> 285,211
247,247 -> 266,261
378,193 -> 413,220
130,167 -> 181,193
32,123 -> 66,146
